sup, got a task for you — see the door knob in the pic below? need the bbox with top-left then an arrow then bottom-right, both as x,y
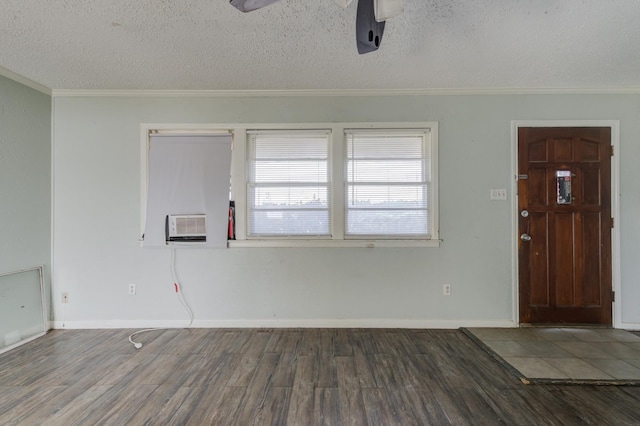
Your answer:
520,233 -> 532,242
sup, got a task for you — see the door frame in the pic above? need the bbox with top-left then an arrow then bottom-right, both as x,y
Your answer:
511,120 -> 621,328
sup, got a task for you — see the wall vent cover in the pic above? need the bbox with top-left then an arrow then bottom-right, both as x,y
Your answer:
166,214 -> 207,242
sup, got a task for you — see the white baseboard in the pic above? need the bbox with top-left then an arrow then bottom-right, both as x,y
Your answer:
0,332 -> 48,355
50,318 -> 516,330
618,322 -> 640,331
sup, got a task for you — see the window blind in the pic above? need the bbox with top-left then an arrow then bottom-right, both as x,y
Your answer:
247,131 -> 331,237
345,130 -> 431,237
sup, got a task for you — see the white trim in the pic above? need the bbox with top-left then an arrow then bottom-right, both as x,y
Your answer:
0,332 -> 48,355
231,128 -> 248,241
51,319 -> 516,330
0,65 -> 51,95
0,265 -> 43,277
139,124 -> 235,242
511,120 -> 621,328
229,239 -> 441,248
430,124 -> 440,241
617,323 -> 640,331
51,99 -> 57,325
52,87 -> 640,98
332,127 -> 346,240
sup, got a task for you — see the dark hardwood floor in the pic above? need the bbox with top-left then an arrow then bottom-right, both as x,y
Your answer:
1,328 -> 639,425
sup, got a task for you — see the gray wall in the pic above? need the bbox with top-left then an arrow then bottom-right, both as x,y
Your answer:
0,75 -> 51,316
51,94 -> 640,327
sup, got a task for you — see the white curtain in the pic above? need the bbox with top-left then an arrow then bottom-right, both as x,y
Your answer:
143,134 -> 232,248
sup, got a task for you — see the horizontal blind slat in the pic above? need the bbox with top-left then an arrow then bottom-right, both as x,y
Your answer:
346,131 -> 430,237
248,131 -> 331,236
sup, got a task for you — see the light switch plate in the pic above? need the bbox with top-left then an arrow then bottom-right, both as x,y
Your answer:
490,189 -> 508,200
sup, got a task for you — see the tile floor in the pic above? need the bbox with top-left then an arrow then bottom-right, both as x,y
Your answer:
465,327 -> 640,383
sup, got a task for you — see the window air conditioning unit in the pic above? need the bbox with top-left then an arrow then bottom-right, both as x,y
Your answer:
165,214 -> 207,243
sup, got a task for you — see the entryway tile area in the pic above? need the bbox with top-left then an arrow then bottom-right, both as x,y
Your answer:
463,328 -> 640,384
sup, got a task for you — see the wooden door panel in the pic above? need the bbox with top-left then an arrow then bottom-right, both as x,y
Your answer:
553,138 -> 573,162
518,127 -> 612,325
528,212 -> 549,306
553,212 -> 575,307
581,212 -> 601,305
581,168 -> 600,205
528,140 -> 548,162
580,139 -> 600,161
528,169 -> 548,205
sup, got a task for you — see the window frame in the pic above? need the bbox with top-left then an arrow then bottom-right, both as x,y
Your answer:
139,124 -> 234,246
344,128 -> 433,240
245,129 -> 333,239
233,122 -> 439,248
141,122 -> 439,248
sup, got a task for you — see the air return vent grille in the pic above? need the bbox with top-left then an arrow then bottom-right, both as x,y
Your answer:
166,214 -> 207,242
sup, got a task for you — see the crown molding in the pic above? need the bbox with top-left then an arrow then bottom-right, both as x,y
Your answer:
51,86 -> 640,98
0,66 -> 51,95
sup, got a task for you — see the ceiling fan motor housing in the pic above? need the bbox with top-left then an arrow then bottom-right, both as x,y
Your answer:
356,0 -> 386,54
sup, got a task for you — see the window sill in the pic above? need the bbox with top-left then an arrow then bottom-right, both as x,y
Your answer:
227,239 -> 441,248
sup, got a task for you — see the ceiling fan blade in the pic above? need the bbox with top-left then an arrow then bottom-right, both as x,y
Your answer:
356,0 -> 385,54
374,0 -> 404,22
229,0 -> 282,12
333,0 -> 354,8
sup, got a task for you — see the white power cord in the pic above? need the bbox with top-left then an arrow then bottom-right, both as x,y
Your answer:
128,248 -> 195,349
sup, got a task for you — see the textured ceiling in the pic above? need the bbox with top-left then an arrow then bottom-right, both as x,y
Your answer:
1,0 -> 639,91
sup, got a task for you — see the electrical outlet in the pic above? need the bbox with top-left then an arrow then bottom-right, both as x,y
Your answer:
443,284 -> 451,296
128,284 -> 136,295
61,292 -> 69,304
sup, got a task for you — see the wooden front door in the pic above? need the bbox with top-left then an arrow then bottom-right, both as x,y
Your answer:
518,127 -> 612,325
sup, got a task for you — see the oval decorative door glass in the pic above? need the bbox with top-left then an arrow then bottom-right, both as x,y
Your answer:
556,170 -> 572,204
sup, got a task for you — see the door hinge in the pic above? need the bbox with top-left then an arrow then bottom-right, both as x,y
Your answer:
609,145 -> 614,156
612,291 -> 615,302
610,217 -> 614,228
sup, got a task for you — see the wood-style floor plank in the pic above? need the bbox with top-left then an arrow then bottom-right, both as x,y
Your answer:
335,356 -> 367,426
361,387 -> 397,425
234,352 -> 282,425
286,355 -> 316,425
0,329 -> 639,425
43,385 -> 114,425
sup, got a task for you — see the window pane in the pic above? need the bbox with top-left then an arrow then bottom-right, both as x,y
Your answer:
248,131 -> 331,237
347,134 -> 424,159
347,185 -> 427,209
248,210 -> 330,235
347,210 -> 428,235
345,131 -> 430,238
251,186 -> 328,209
255,160 -> 327,183
347,159 -> 424,182
254,134 -> 328,159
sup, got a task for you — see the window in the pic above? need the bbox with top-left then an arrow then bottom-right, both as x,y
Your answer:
346,130 -> 431,238
141,129 -> 232,248
247,131 -> 331,237
237,123 -> 438,247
